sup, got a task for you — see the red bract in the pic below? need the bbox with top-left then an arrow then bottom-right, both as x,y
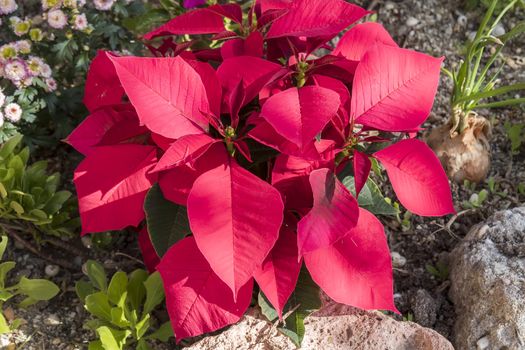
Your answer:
69,0 -> 455,343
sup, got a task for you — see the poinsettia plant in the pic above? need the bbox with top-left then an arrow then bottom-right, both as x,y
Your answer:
66,0 -> 455,344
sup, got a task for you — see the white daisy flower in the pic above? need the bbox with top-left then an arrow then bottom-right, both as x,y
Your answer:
93,0 -> 115,11
0,0 -> 17,15
73,13 -> 88,30
47,9 -> 68,29
4,59 -> 27,81
4,103 -> 22,123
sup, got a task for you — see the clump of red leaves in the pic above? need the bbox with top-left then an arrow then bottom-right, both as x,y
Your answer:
67,0 -> 455,342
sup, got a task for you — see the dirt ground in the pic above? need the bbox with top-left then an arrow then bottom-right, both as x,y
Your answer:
1,0 -> 524,348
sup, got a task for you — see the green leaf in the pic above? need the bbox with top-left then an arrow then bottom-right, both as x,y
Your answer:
110,307 -> 130,328
0,262 -> 16,289
146,322 -> 173,342
96,326 -> 130,350
86,260 -> 108,292
85,292 -> 113,322
107,271 -> 128,306
258,291 -> 278,322
136,339 -> 152,350
18,296 -> 38,308
0,235 -> 8,261
9,201 -> 25,215
0,134 -> 23,160
142,272 -> 164,316
144,184 -> 190,257
76,280 -> 96,303
0,312 -> 10,334
127,269 -> 148,312
341,176 -> 399,216
16,277 -> 60,301
259,268 -> 321,346
0,290 -> 13,302
135,314 -> 151,340
88,341 -> 105,350
43,191 -> 72,215
0,183 -> 7,199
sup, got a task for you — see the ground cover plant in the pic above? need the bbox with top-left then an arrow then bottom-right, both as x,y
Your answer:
67,0 -> 455,344
76,260 -> 172,349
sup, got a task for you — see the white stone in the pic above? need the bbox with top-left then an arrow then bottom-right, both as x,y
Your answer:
391,251 -> 407,268
406,17 -> 419,27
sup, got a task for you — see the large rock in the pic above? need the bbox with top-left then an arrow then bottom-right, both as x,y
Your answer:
449,207 -> 525,350
186,306 -> 453,349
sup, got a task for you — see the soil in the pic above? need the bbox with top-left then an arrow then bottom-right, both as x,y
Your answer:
1,0 -> 524,348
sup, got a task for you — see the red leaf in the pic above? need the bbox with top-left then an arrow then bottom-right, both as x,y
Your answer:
158,237 -> 253,341
266,0 -> 368,39
184,59 -> 222,118
143,8 -> 226,40
158,143 -> 228,205
187,157 -> 284,297
65,104 -> 146,156
253,225 -> 301,319
220,31 -> 264,60
152,134 -> 216,173
138,228 -> 160,273
110,55 -> 210,139
373,139 -> 455,216
74,145 -> 157,234
260,86 -> 340,150
351,44 -> 443,131
304,208 -> 397,312
353,150 -> 371,198
248,117 -> 322,160
297,168 -> 359,256
217,56 -> 284,111
333,22 -> 397,61
83,51 -> 124,112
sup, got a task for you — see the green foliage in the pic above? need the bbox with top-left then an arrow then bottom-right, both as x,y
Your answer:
77,261 -> 172,350
447,0 -> 525,133
144,184 -> 189,257
0,235 -> 60,334
504,121 -> 525,154
426,262 -> 450,281
338,160 -> 399,217
258,268 -> 321,346
465,0 -> 525,12
0,135 -> 78,236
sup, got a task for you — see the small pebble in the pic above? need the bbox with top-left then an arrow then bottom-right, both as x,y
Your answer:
467,31 -> 477,42
45,264 -> 60,277
391,252 -> 407,268
52,338 -> 61,346
477,336 -> 490,350
44,314 -> 61,326
81,236 -> 92,249
457,15 -> 467,26
492,23 -> 505,37
406,17 -> 419,27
